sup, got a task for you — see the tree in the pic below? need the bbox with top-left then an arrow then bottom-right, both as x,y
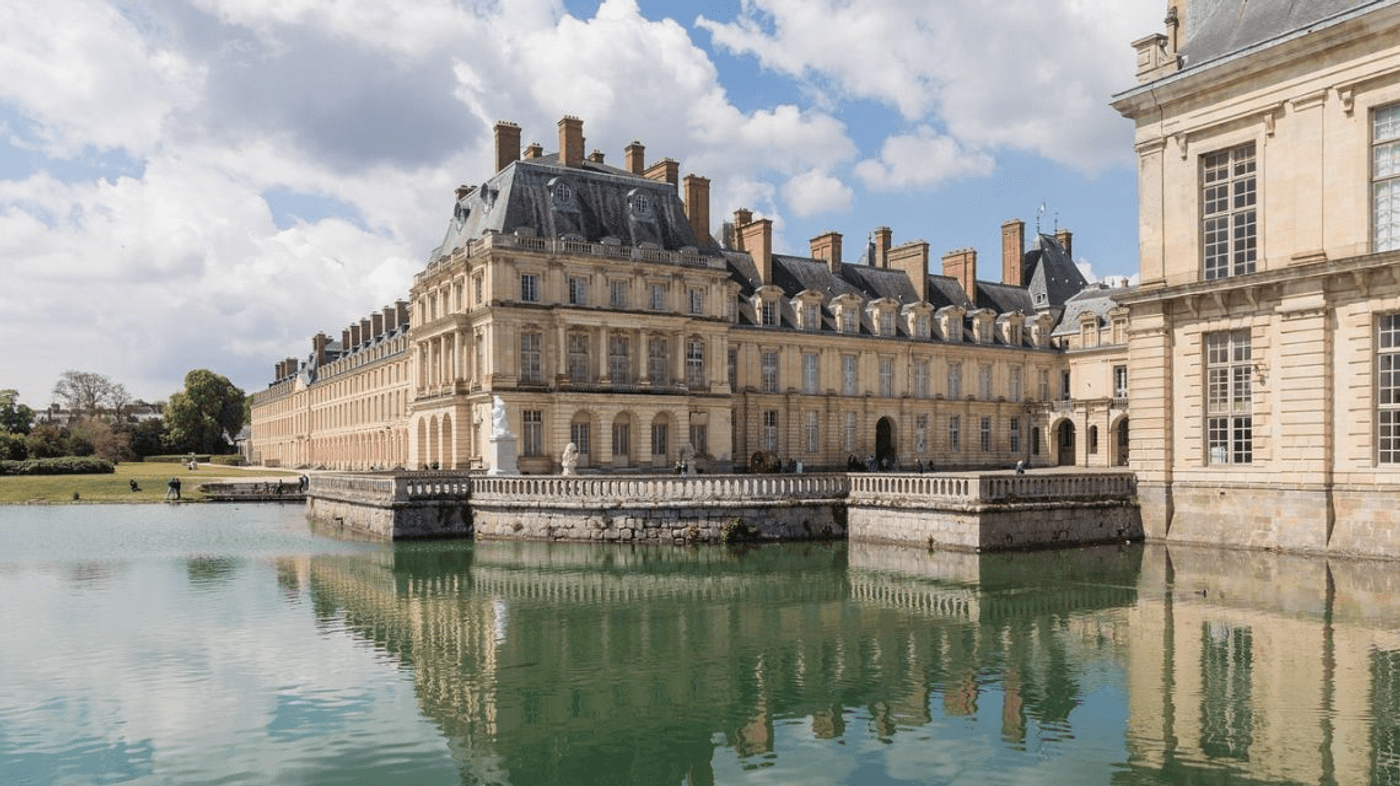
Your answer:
51,371 -> 125,419
0,389 -> 35,435
164,370 -> 246,454
25,423 -> 69,459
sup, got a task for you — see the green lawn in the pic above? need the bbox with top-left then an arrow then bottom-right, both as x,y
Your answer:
0,462 -> 300,504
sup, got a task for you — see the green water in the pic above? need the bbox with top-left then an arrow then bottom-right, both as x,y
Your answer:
2,504 -> 1398,785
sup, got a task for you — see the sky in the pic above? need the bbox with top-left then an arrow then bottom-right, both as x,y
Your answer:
0,0 -> 1164,406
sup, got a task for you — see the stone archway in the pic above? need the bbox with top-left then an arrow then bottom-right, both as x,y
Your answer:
1056,420 -> 1076,466
1113,416 -> 1130,467
875,417 -> 896,470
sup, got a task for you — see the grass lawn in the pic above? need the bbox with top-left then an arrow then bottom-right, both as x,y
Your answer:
0,462 -> 301,505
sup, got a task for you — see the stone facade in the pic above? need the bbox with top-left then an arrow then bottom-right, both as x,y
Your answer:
1112,0 -> 1400,554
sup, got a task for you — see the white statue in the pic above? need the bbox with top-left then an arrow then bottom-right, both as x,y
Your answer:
491,395 -> 510,436
561,442 -> 579,475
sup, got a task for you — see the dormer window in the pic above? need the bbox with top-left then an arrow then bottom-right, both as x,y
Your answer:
761,300 -> 778,326
628,189 -> 653,218
804,303 -> 819,330
548,178 -> 575,208
839,308 -> 857,334
879,311 -> 895,337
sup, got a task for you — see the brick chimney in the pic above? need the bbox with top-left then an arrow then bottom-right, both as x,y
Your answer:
587,149 -> 605,164
645,158 -> 679,185
494,121 -> 520,172
889,241 -> 930,302
313,333 -> 328,365
732,209 -> 753,252
342,329 -> 351,351
523,142 -> 543,159
741,218 -> 774,285
382,305 -> 397,332
1002,219 -> 1025,286
683,174 -> 710,243
360,318 -> 372,344
558,116 -> 584,168
396,300 -> 410,328
811,231 -> 843,275
942,248 -> 978,306
625,141 -> 645,174
1055,228 -> 1073,257
371,311 -> 384,338
872,227 -> 893,268
349,323 -> 361,347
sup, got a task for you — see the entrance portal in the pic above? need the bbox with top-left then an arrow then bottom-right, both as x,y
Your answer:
875,417 -> 896,470
1056,421 -> 1076,466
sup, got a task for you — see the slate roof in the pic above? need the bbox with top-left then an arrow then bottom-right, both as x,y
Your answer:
1023,234 -> 1088,310
1052,284 -> 1135,337
429,154 -> 718,262
1179,0 -> 1386,68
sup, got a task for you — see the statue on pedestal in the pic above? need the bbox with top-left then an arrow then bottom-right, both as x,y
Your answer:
491,395 -> 510,436
561,442 -> 579,476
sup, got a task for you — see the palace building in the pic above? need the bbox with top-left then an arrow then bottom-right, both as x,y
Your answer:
1112,0 -> 1400,555
250,116 -> 1108,476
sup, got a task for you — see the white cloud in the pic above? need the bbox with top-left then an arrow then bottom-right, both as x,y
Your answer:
783,169 -> 852,217
854,127 -> 995,190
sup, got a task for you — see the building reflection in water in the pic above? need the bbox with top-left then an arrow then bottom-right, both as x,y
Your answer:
279,539 -> 1400,786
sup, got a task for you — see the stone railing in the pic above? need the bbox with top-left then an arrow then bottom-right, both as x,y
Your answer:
849,472 -> 1135,505
471,473 -> 849,507
309,472 -> 475,505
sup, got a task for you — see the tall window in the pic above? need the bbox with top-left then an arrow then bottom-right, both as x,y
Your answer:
1010,366 -> 1023,402
879,357 -> 894,397
762,410 -> 779,451
473,274 -> 483,307
689,424 -> 708,456
1038,368 -> 1050,401
1010,417 -> 1020,454
842,355 -> 858,396
686,339 -> 706,389
1207,329 -> 1253,464
761,299 -> 779,326
1379,313 -> 1400,463
612,420 -> 630,457
803,303 -> 819,331
520,273 -> 540,302
1202,143 -> 1257,280
650,283 -> 667,311
761,351 -> 779,393
689,288 -> 705,315
979,364 -> 993,401
803,353 -> 820,395
651,421 -> 668,456
843,412 -> 856,453
571,421 -> 591,457
610,280 -> 628,308
567,333 -> 589,382
947,362 -> 962,400
519,332 -> 542,383
949,415 -> 961,452
1114,365 -> 1129,399
915,414 -> 928,453
648,337 -> 669,385
839,308 -> 857,334
728,348 -> 738,390
1061,370 -> 1072,400
568,276 -> 588,305
981,416 -> 992,452
522,410 -> 543,456
879,310 -> 895,336
805,411 -> 819,453
1376,104 -> 1400,252
608,335 -> 630,384
914,360 -> 929,398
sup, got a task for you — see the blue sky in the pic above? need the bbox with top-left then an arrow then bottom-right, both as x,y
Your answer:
0,0 -> 1163,405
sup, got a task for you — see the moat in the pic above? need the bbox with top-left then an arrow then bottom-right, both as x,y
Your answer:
3,504 -> 1398,785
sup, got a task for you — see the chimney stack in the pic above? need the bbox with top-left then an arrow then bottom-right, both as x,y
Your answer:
371,311 -> 384,338
396,300 -> 410,328
558,116 -> 585,168
524,142 -> 543,159
587,149 -> 605,164
342,329 -> 351,351
942,248 -> 978,306
625,141 -> 645,174
1002,219 -> 1025,286
811,231 -> 843,275
313,333 -> 328,365
889,241 -> 931,302
740,218 -> 774,285
732,209 -> 753,251
349,323 -> 361,348
494,121 -> 521,172
360,318 -> 372,344
644,158 -> 679,185
1055,228 -> 1073,258
873,227 -> 893,268
683,174 -> 711,244
382,305 -> 397,333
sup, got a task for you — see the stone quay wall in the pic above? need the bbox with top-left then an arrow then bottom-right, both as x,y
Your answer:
847,472 -> 1141,551
307,473 -> 473,540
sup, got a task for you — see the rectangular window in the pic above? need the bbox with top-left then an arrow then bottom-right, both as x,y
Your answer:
805,411 -> 819,453
686,339 -> 706,389
1379,313 -> 1400,463
689,424 -> 708,456
761,351 -> 779,393
610,280 -> 628,309
648,337 -> 669,385
1061,370 -> 1072,401
612,421 -> 630,457
571,422 -> 591,457
609,335 -> 630,385
843,412 -> 856,453
1202,143 -> 1257,280
762,300 -> 778,326
519,332 -> 542,384
1114,365 -> 1129,399
803,352 -> 820,395
1375,104 -> 1400,253
568,276 -> 588,305
1010,366 -> 1023,402
651,422 -> 668,456
915,414 -> 928,453
762,410 -> 779,452
804,303 -> 819,331
914,360 -> 929,398
522,410 -> 543,456
567,333 -> 589,382
728,348 -> 738,391
947,362 -> 962,400
949,415 -> 961,452
520,273 -> 540,302
879,310 -> 895,336
689,288 -> 705,315
473,274 -> 483,307
842,355 -> 858,396
979,364 -> 993,401
1038,368 -> 1050,401
1206,329 -> 1253,464
879,357 -> 894,397
650,283 -> 667,311
1010,417 -> 1021,454
839,308 -> 857,334
981,416 -> 992,452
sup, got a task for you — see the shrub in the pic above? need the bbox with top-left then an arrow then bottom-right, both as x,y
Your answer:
143,454 -> 212,463
0,456 -> 115,475
0,432 -> 26,461
209,454 -> 245,466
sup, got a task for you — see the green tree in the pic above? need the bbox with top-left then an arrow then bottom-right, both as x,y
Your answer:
0,389 -> 35,435
117,418 -> 169,459
0,432 -> 26,461
164,370 -> 246,454
25,423 -> 69,459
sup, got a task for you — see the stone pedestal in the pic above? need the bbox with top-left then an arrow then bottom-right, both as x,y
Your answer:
488,434 -> 518,476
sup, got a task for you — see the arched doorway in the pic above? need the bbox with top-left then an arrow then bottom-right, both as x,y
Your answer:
1113,417 -> 1130,467
1056,420 -> 1076,466
875,417 -> 896,470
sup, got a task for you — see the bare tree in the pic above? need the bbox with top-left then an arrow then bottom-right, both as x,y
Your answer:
52,370 -> 122,419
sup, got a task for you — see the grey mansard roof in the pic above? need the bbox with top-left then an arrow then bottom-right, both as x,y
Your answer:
1179,0 -> 1386,68
428,154 -> 718,262
1053,284 -> 1135,337
1023,234 -> 1088,310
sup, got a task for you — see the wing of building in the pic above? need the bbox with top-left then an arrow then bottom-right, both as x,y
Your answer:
1112,0 -> 1400,555
250,115 -> 1125,477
